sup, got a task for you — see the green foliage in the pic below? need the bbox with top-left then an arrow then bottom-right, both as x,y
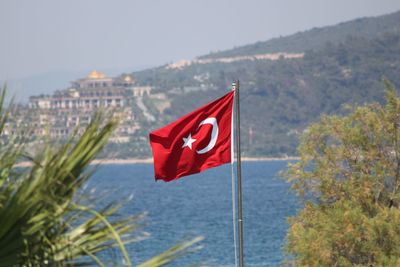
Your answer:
0,87 -> 202,266
283,81 -> 400,266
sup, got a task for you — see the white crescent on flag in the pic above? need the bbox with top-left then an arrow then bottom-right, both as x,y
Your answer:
196,117 -> 219,154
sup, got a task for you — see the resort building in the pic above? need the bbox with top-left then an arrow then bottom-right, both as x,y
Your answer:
5,70 -> 148,143
29,70 -> 133,110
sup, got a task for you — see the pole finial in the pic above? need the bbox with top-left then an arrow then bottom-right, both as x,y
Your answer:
232,80 -> 239,91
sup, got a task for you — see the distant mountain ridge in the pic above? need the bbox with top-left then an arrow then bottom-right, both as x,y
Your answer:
199,10 -> 400,59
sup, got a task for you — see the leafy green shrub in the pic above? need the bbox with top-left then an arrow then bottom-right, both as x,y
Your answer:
284,81 -> 400,266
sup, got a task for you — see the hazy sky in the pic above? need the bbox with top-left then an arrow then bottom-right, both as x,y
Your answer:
1,0 -> 400,80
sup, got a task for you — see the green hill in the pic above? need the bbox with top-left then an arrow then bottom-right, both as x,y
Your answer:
106,10 -> 400,158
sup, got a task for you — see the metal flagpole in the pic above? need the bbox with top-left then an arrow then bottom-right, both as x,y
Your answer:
233,80 -> 244,267
231,83 -> 238,267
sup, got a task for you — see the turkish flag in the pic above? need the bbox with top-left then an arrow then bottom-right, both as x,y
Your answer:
149,91 -> 234,182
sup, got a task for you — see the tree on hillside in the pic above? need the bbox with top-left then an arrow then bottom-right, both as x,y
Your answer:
0,88 -> 201,266
284,80 -> 400,266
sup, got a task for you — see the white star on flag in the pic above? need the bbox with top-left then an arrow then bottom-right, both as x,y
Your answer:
182,134 -> 196,149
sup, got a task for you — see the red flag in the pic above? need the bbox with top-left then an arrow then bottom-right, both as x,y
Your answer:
149,91 -> 234,182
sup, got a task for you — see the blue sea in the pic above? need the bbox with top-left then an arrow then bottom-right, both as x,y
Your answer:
89,161 -> 299,266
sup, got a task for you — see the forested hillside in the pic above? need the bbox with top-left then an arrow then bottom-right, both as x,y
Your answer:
105,10 -> 400,158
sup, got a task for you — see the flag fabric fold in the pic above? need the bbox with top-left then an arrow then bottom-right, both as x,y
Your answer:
149,91 -> 234,182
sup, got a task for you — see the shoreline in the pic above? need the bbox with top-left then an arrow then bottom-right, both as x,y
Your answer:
15,156 -> 299,167
88,156 -> 300,165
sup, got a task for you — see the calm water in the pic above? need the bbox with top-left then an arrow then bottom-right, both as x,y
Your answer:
89,161 -> 299,266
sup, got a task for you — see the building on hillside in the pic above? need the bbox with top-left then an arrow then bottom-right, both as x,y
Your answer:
29,70 -> 135,110
131,86 -> 152,97
6,70 -> 148,143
